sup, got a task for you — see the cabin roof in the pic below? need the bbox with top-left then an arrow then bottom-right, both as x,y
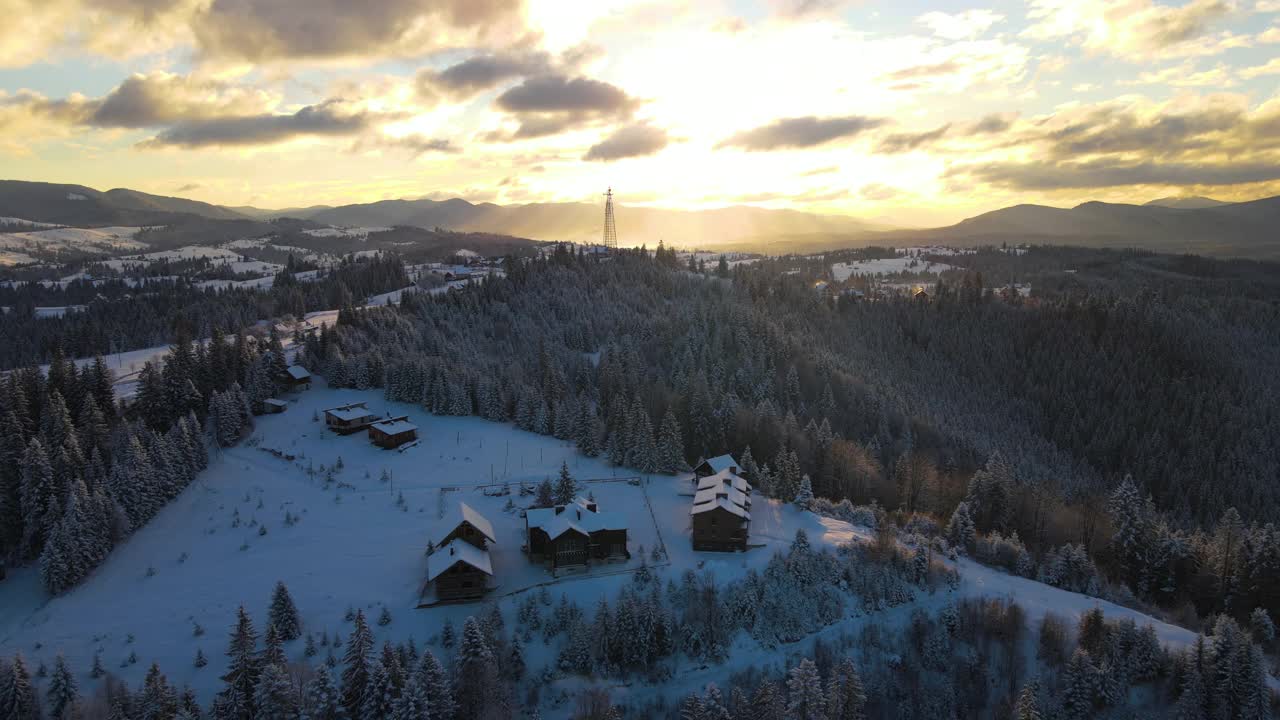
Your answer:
526,499 -> 627,540
697,469 -> 752,494
371,418 -> 417,434
698,454 -> 740,474
264,399 -> 289,408
438,502 -> 497,546
691,496 -> 751,519
286,365 -> 311,380
426,539 -> 492,581
325,405 -> 376,422
693,486 -> 750,509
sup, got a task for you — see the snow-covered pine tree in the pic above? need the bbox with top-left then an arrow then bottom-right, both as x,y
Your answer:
139,662 -> 178,720
785,659 -> 826,720
1060,649 -> 1098,720
254,663 -> 299,720
218,605 -> 261,719
391,675 -> 429,720
361,660 -> 397,720
656,410 -> 686,474
794,475 -> 815,511
340,610 -> 374,719
302,665 -> 342,720
946,502 -> 976,554
554,463 -> 577,505
826,657 -> 866,720
45,654 -> 77,719
262,622 -> 286,668
1013,678 -> 1043,720
416,650 -> 454,720
269,581 -> 302,641
455,617 -> 497,719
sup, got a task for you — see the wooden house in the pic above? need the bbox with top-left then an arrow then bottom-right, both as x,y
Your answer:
323,402 -> 378,433
525,498 -> 629,571
368,416 -> 418,449
263,398 -> 288,414
282,365 -> 311,389
425,503 -> 496,602
691,468 -> 752,552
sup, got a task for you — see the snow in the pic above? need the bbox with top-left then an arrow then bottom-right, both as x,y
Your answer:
302,226 -> 392,239
0,249 -> 37,266
453,249 -> 480,258
371,418 -> 418,434
692,485 -> 750,509
437,502 -> 497,546
426,540 -> 493,581
0,226 -> 149,256
286,365 -> 311,380
690,496 -> 750,519
830,256 -> 956,281
0,216 -> 63,229
697,469 -> 752,495
699,454 -> 740,474
526,499 -> 629,539
324,404 -> 377,422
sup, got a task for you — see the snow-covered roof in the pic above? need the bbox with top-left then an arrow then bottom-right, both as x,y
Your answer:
439,502 -> 496,545
697,469 -> 752,495
691,497 -> 751,520
698,454 -> 740,474
693,486 -> 750,509
526,500 -> 627,540
426,539 -> 492,581
325,404 -> 376,421
264,399 -> 288,408
286,365 -> 311,380
371,419 -> 417,434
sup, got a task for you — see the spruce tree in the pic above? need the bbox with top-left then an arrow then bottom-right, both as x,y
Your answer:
826,657 -> 866,720
139,662 -> 178,720
794,474 -> 815,511
657,410 -> 686,474
340,610 -> 374,719
946,502 -> 976,553
302,666 -> 343,720
5,654 -> 40,720
786,659 -> 826,720
361,661 -> 397,720
554,463 -> 576,505
45,654 -> 77,719
391,676 -> 430,720
455,617 -> 497,719
1013,679 -> 1043,720
219,605 -> 261,720
269,581 -> 302,641
254,663 -> 299,720
535,478 -> 555,508
416,651 -> 454,720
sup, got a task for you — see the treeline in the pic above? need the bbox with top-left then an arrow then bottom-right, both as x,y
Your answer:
0,254 -> 409,369
0,323 -> 298,594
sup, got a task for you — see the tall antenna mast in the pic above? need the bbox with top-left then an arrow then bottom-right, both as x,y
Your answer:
602,187 -> 618,249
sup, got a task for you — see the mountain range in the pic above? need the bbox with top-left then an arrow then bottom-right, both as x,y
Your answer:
2,180 -> 1278,259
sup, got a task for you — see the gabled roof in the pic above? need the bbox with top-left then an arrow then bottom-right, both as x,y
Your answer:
691,496 -> 751,520
324,402 -> 376,421
693,486 -> 750,509
697,454 -> 740,474
371,418 -> 417,434
426,539 -> 492,581
438,502 -> 496,546
526,499 -> 627,540
264,398 -> 289,408
286,365 -> 311,380
697,468 -> 752,494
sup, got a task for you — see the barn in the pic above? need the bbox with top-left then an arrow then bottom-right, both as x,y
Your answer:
262,398 -> 288,414
368,416 -> 418,449
282,365 -> 312,390
323,402 -> 378,433
525,497 -> 629,571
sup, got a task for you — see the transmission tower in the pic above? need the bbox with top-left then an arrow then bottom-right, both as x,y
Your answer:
602,186 -> 618,249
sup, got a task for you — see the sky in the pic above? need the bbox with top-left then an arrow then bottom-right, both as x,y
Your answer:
0,0 -> 1278,226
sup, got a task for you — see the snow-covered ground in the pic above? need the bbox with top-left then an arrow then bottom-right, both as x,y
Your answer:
0,378 -> 1230,714
0,226 -> 149,256
0,216 -> 64,229
302,227 -> 392,239
0,249 -> 37,266
831,256 -> 956,281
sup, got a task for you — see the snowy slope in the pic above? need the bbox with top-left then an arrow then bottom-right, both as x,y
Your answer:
0,380 -> 1228,715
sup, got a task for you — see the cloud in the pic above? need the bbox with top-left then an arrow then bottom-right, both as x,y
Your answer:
769,0 -> 849,19
860,183 -> 903,201
1024,0 -> 1245,61
1260,27 -> 1280,42
583,123 -> 670,161
969,114 -> 1014,134
800,165 -> 839,176
716,115 -> 887,151
1241,57 -> 1280,77
917,10 -> 1004,40
142,100 -> 375,148
488,74 -> 641,140
430,52 -> 552,97
192,0 -> 527,62
956,157 -> 1280,189
876,124 -> 951,154
87,73 -> 276,128
175,183 -> 202,192
948,95 -> 1280,192
883,61 -> 963,82
354,133 -> 460,156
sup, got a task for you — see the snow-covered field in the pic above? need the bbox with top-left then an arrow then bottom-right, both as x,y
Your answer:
0,226 -> 149,256
0,379 -> 1226,715
831,256 -> 956,281
303,227 -> 392,239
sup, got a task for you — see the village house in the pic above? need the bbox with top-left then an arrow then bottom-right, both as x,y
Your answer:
282,365 -> 311,390
525,497 -> 629,572
262,398 -> 288,414
691,467 -> 753,552
323,402 -> 378,433
368,416 -> 418,449
425,502 -> 496,602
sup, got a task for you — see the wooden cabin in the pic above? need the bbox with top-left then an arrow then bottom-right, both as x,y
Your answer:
282,365 -> 312,389
693,453 -> 740,482
368,416 -> 418,449
426,541 -> 493,602
263,398 -> 288,414
426,503 -> 497,602
525,498 -> 629,571
691,468 -> 752,552
323,402 -> 378,433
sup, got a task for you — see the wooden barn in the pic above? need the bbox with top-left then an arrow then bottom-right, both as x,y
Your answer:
323,402 -> 378,433
691,468 -> 752,552
263,398 -> 288,414
425,503 -> 496,602
525,498 -> 629,571
282,365 -> 312,390
692,453 -> 740,482
368,416 -> 418,449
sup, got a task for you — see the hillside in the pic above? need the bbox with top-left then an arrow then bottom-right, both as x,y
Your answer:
877,195 -> 1280,258
0,180 -> 248,226
1144,196 -> 1231,209
0,382 -> 1218,715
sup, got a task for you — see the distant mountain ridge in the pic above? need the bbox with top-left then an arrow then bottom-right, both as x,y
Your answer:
3,180 -> 1279,259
